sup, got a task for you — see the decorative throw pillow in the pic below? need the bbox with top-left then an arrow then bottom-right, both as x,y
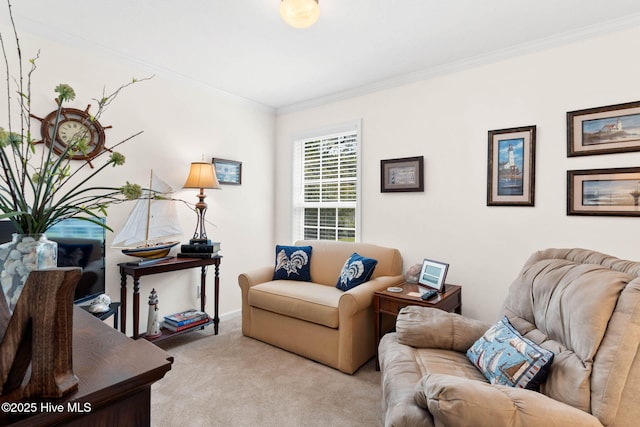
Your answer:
336,252 -> 378,291
466,316 -> 554,390
272,245 -> 312,281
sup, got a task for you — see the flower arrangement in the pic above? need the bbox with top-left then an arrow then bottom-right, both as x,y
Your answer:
0,2 -> 144,235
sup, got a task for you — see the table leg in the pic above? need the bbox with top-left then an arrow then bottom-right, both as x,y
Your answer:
375,309 -> 381,371
120,271 -> 127,335
200,265 -> 207,313
133,278 -> 140,339
214,262 -> 220,335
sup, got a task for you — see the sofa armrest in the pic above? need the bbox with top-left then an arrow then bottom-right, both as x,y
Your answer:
396,306 -> 491,352
339,274 -> 405,315
415,374 -> 602,427
238,266 -> 274,290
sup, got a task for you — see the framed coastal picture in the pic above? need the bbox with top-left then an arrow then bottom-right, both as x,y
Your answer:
567,101 -> 640,156
487,125 -> 536,206
380,156 -> 424,192
418,258 -> 449,292
567,167 -> 640,216
212,158 -> 242,185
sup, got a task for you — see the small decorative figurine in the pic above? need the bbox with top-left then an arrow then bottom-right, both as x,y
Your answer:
146,288 -> 162,339
88,293 -> 111,313
404,263 -> 422,283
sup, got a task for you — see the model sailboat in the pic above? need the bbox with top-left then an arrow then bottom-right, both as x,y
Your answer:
112,171 -> 183,259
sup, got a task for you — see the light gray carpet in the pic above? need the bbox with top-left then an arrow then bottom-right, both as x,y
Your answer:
151,315 -> 383,427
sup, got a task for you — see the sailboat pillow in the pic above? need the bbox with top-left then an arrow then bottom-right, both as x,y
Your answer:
466,316 -> 554,390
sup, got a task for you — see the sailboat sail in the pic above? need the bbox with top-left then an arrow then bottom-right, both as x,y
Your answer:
112,172 -> 183,252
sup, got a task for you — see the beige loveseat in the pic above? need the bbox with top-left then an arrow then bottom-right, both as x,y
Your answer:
238,240 -> 403,374
379,248 -> 640,427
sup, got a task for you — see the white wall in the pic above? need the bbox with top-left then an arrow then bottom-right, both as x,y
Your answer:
276,25 -> 640,322
0,26 -> 276,333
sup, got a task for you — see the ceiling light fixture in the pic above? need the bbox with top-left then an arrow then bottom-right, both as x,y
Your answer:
280,0 -> 320,29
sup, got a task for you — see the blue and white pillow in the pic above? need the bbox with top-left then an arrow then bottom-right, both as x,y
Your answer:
336,252 -> 377,291
272,245 -> 312,282
466,316 -> 554,390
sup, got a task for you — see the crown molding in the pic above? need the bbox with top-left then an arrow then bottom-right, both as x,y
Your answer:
277,13 -> 640,115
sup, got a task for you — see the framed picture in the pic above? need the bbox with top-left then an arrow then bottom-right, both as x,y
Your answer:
380,156 -> 424,192
418,259 -> 449,292
567,167 -> 640,216
487,125 -> 536,206
212,158 -> 242,185
567,101 -> 640,157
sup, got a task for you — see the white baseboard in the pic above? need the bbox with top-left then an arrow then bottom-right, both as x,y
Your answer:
220,309 -> 241,321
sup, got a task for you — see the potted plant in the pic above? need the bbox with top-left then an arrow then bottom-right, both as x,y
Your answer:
0,3 -> 144,312
0,0 -> 153,399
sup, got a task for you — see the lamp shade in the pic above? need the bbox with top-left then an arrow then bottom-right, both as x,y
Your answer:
183,162 -> 220,189
280,0 -> 320,29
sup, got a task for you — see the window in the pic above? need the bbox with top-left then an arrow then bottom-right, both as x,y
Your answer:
292,121 -> 361,242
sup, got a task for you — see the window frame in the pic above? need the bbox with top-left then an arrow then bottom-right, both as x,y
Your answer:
291,120 -> 362,243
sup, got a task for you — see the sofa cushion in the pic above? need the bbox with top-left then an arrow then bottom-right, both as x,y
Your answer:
466,316 -> 554,390
272,245 -> 312,282
336,252 -> 377,291
248,280 -> 341,328
295,240 -> 402,287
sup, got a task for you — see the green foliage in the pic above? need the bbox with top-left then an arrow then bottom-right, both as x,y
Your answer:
0,2 -> 149,234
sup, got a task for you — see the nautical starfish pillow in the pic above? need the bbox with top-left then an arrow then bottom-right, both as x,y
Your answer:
336,252 -> 378,291
466,316 -> 554,390
272,245 -> 312,282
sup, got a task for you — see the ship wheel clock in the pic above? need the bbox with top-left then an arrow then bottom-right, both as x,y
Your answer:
31,104 -> 112,167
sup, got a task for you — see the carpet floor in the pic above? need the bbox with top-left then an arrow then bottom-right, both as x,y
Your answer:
151,315 -> 384,427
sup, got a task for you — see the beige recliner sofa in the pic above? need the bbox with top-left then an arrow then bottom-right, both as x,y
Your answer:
379,248 -> 640,427
238,240 -> 403,374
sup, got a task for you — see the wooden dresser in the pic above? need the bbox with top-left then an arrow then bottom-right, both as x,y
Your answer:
1,307 -> 173,426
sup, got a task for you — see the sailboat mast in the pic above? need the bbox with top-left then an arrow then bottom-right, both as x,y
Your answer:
145,170 -> 153,245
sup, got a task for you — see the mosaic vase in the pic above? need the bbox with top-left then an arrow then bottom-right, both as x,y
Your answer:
0,233 -> 58,313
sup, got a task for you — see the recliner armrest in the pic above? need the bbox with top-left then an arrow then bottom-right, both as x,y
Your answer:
396,306 -> 491,351
415,373 -> 602,427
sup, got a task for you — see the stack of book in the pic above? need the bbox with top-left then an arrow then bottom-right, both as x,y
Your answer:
177,240 -> 221,259
163,308 -> 210,332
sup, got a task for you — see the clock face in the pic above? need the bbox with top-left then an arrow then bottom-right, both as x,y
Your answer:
57,120 -> 92,145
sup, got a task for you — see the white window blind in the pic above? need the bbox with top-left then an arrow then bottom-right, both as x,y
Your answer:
292,121 -> 361,242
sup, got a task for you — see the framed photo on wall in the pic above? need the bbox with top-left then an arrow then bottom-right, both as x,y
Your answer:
567,167 -> 640,216
212,158 -> 242,185
487,125 -> 536,206
567,101 -> 640,157
380,156 -> 424,192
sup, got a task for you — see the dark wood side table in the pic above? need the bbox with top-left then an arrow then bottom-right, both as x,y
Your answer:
373,282 -> 462,369
79,302 -> 121,329
2,307 -> 172,426
118,256 -> 221,340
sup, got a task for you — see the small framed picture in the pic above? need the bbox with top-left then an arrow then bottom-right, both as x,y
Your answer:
567,101 -> 640,157
567,167 -> 640,216
487,125 -> 536,206
380,156 -> 424,192
212,158 -> 242,185
418,258 -> 449,292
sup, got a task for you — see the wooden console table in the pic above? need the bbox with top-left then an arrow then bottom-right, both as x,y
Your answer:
118,256 -> 221,340
1,307 -> 172,426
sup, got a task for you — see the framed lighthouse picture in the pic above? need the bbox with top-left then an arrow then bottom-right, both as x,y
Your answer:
487,125 -> 536,206
567,101 -> 640,157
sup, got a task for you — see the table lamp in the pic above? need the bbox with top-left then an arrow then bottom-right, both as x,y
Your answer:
183,161 -> 220,244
